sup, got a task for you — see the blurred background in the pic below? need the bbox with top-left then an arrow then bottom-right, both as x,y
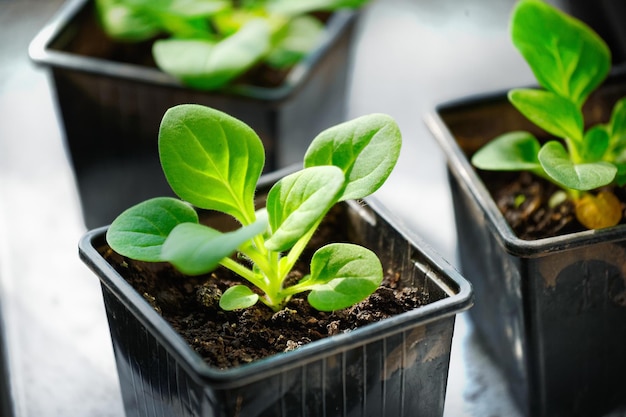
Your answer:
1,0 -> 625,416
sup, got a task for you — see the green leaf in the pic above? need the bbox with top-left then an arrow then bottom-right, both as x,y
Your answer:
471,131 -> 542,171
509,89 -> 583,142
608,97 -> 626,152
212,8 -> 266,37
267,0 -> 369,16
265,15 -> 324,69
581,126 -> 610,162
165,0 -> 228,18
158,104 -> 264,224
220,285 -> 259,310
511,0 -> 610,107
614,163 -> 626,186
161,216 -> 268,275
304,113 -> 402,201
265,166 -> 344,252
538,141 -> 617,190
154,14 -> 212,39
305,243 -> 382,311
153,18 -> 271,90
96,0 -> 161,41
106,197 -> 198,262
96,0 -> 227,40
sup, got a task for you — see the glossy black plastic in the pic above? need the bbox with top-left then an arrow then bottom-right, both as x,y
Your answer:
79,184 -> 473,417
0,307 -> 12,417
426,70 -> 626,417
29,0 -> 358,229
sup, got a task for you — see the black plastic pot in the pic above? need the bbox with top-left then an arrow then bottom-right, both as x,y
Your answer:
79,174 -> 473,417
29,0 -> 359,229
425,71 -> 626,417
564,0 -> 626,65
0,306 -> 12,417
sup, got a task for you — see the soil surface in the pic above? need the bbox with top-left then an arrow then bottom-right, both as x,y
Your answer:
101,206 -> 430,369
483,171 -> 626,240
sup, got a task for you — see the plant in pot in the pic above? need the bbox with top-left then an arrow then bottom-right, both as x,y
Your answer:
29,0 -> 369,229
80,104 -> 473,417
426,0 -> 626,416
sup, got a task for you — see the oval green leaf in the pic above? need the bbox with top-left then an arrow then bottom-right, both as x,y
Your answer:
610,99 -> 626,171
509,89 -> 583,142
161,216 -> 268,275
614,163 -> 626,186
511,0 -> 610,107
609,97 -> 626,152
538,141 -> 617,190
166,0 -> 228,18
471,131 -> 542,171
153,18 -> 271,90
219,285 -> 259,310
303,113 -> 402,201
265,166 -> 344,252
106,197 -> 199,262
581,126 -> 610,162
96,0 -> 160,41
267,0 -> 368,16
158,104 -> 264,224
265,15 -> 324,69
306,243 -> 382,312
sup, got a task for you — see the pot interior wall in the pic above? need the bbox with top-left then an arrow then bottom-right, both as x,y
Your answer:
439,70 -> 626,157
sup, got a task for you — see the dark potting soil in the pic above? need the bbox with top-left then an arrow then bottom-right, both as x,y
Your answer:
101,205 -> 429,369
483,171 -> 626,240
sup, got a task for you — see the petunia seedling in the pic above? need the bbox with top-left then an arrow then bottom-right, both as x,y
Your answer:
106,104 -> 402,312
471,0 -> 626,230
95,0 -> 370,90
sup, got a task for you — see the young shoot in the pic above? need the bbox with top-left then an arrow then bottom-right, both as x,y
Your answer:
471,0 -> 626,230
95,0 -> 370,90
106,104 -> 402,312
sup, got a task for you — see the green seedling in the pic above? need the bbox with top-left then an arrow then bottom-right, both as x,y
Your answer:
471,0 -> 626,230
96,0 -> 369,90
106,104 -> 402,312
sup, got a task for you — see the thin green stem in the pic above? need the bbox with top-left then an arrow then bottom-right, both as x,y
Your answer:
564,136 -> 583,165
278,280 -> 314,298
239,244 -> 273,280
236,234 -> 286,310
267,250 -> 281,295
257,296 -> 278,311
219,257 -> 268,293
278,218 -> 323,282
568,188 -> 582,200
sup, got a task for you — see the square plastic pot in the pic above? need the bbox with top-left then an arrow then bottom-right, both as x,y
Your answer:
78,174 -> 473,417
425,70 -> 626,417
29,0 -> 359,229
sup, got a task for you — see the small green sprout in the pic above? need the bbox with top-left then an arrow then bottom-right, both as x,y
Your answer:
95,0 -> 369,90
471,0 -> 626,230
106,104 -> 402,312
